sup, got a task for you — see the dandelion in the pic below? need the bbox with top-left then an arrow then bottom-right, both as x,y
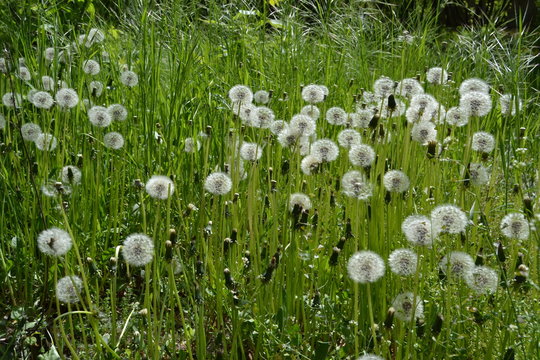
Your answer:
82,60 -> 100,75
31,91 -> 54,109
0,114 -> 5,130
240,142 -> 263,161
21,123 -> 41,141
44,48 -> 55,61
249,106 -> 274,128
56,276 -> 83,304
88,106 -> 112,127
349,144 -> 375,168
35,133 -> 58,151
254,90 -> 270,104
2,92 -> 22,108
350,109 -> 373,128
0,58 -> 6,73
41,182 -> 72,197
431,204 -> 468,235
310,139 -> 339,162
301,84 -> 325,104
103,132 -> 124,149
145,175 -> 174,199
373,76 -> 395,98
341,170 -> 372,200
392,292 -> 424,321
500,213 -> 529,240
229,85 -> 253,105
277,129 -> 299,148
290,114 -> 316,137
37,227 -> 72,256
300,155 -> 322,175
89,81 -> 104,97
411,121 -> 437,144
61,165 -> 82,185
445,106 -> 469,127
410,93 -> 438,111
381,96 -> 407,118
120,70 -> 139,87
204,172 -> 233,195
383,170 -> 410,193
87,28 -> 105,44
107,104 -> 128,121
19,66 -> 31,81
184,137 -> 201,152
471,131 -> 495,153
426,67 -> 448,84
362,91 -> 381,105
55,88 -> 79,108
357,355 -> 384,360
402,215 -> 433,246
405,106 -> 423,124
269,120 -> 288,135
347,251 -> 385,283
499,94 -> 522,116
122,233 -> 154,267
42,76 -> 55,91
234,103 -> 256,124
289,193 -> 312,212
397,78 -> 424,98
439,251 -> 474,278
459,78 -> 490,95
337,129 -> 362,149
460,91 -> 492,117
423,104 -> 446,124
465,266 -> 498,294
326,107 -> 347,125
468,163 -> 489,186
301,105 -> 320,120
388,249 -> 418,276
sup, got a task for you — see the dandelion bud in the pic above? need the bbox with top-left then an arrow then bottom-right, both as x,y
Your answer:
133,179 -> 144,189
384,307 -> 395,329
169,229 -> 177,245
496,242 -> 506,262
196,260 -> 204,277
223,238 -> 233,253
205,125 -> 212,136
431,314 -> 444,336
329,247 -> 341,266
139,308 -> 148,316
224,268 -> 235,289
233,193 -> 240,203
518,127 -> 526,138
281,160 -> 289,175
243,251 -> 251,269
165,240 -> 173,261
312,210 -> 318,227
416,318 -> 426,337
369,114 -> 379,130
311,291 -> 320,308
523,197 -> 533,219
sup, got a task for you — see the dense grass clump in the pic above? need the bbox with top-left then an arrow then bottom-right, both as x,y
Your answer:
1,2 -> 539,359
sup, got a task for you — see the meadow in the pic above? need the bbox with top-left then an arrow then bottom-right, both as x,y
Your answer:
0,1 -> 539,359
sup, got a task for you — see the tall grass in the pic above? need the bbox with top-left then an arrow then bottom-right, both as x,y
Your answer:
1,1 -> 539,359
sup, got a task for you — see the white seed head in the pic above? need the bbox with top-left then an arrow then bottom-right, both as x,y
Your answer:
37,228 -> 72,256
107,104 -> 128,121
56,276 -> 83,303
229,85 -> 253,105
337,129 -> 362,149
500,213 -> 529,240
35,133 -> 58,151
21,123 -> 42,141
460,91 -> 492,117
61,165 -> 82,184
122,233 -> 154,267
465,266 -> 498,295
290,114 -> 316,137
431,204 -> 468,235
55,88 -> 79,108
301,84 -> 325,104
145,175 -> 175,199
383,170 -> 410,193
459,78 -> 490,95
392,292 -> 424,321
341,170 -> 372,200
289,193 -> 312,212
439,251 -> 474,278
82,59 -> 100,75
31,91 -> 54,109
349,144 -> 375,168
388,249 -> 418,276
325,107 -> 347,125
402,215 -> 433,247
347,251 -> 385,283
120,70 -> 139,87
310,139 -> 339,162
88,106 -> 112,127
471,131 -> 495,153
204,172 -> 233,195
426,67 -> 448,84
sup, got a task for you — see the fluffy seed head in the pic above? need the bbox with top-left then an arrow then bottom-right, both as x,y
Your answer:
426,67 -> 448,84
392,292 -> 424,321
301,84 -> 325,104
326,107 -> 347,125
62,165 -> 82,185
122,233 -> 154,267
431,204 -> 468,235
337,129 -> 362,149
347,251 -> 385,283
205,172 -> 233,195
465,266 -> 498,294
397,78 -> 424,98
35,133 -> 58,151
21,123 -> 42,141
37,228 -> 72,256
0,114 -> 4,130
499,94 -> 521,116
229,85 -> 253,105
82,60 -> 100,75
439,251 -> 474,278
31,91 -> 54,109
290,114 -> 316,136
19,66 -> 31,81
468,163 -> 489,186
460,91 -> 492,117
104,132 -> 125,149
341,170 -> 372,200
383,170 -> 410,193
88,106 -> 112,127
184,137 -> 201,152
120,70 -> 139,87
349,144 -> 376,168
471,131 -> 495,153
410,93 -> 438,111
411,121 -> 437,144
289,193 -> 312,212
240,142 -> 263,161
402,215 -> 433,247
500,213 -> 529,240
269,120 -> 288,135
55,88 -> 79,108
388,249 -> 418,276
277,129 -> 299,148
373,76 -> 395,98
301,105 -> 320,120
2,92 -> 22,108
310,139 -> 339,162
56,276 -> 83,303
357,355 -> 384,360
459,78 -> 490,95
107,104 -> 128,121
300,155 -> 322,175
445,106 -> 469,127
44,48 -> 55,61
42,76 -> 55,91
145,175 -> 174,199
253,90 -> 270,104
89,81 -> 104,97
249,106 -> 274,128
350,109 -> 373,128
234,103 -> 256,124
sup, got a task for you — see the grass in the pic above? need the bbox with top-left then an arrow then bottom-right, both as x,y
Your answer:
0,1 -> 539,359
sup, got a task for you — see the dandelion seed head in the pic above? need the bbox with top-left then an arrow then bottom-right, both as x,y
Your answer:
349,144 -> 375,168
373,76 -> 395,98
44,48 -> 55,61
82,60 -> 100,75
19,66 -> 31,81
423,104 -> 446,123
301,84 -> 325,104
459,78 -> 490,95
37,228 -> 72,256
300,105 -> 320,120
350,109 -> 373,128
55,88 -> 79,108
62,165 -> 82,185
465,266 -> 498,295
357,355 -> 384,360
402,215 -> 433,247
35,133 -> 58,151
229,85 -> 253,105
234,103 -> 256,124
337,129 -> 362,149
426,67 -> 448,84
122,233 -> 154,267
89,81 -> 104,97
31,91 -> 54,109
326,107 -> 347,125
249,106 -> 274,128
499,94 -> 521,116
145,175 -> 174,199
88,106 -> 112,127
184,137 -> 201,153
362,91 -> 382,104
300,154 -> 322,175
253,90 -> 270,104
21,123 -> 42,141
460,91 -> 492,117
56,276 -> 83,304
471,131 -> 495,153
87,28 -> 105,44
103,132 -> 124,149
310,139 -> 339,162
392,292 -> 424,321
431,204 -> 468,235
2,92 -> 22,108
42,76 -> 55,91
383,170 -> 410,193
468,163 -> 489,186
0,58 -> 6,73
410,93 -> 438,111
107,104 -> 128,121
269,120 -> 288,135
240,142 -> 263,161
388,249 -> 418,276
277,129 -> 299,148
445,106 -> 469,127
289,193 -> 312,212
411,121 -> 437,144
500,213 -> 529,240
120,70 -> 139,87
204,172 -> 232,195
347,251 -> 385,283
439,251 -> 474,278
290,114 -> 316,136
397,78 -> 424,98
341,170 -> 372,200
